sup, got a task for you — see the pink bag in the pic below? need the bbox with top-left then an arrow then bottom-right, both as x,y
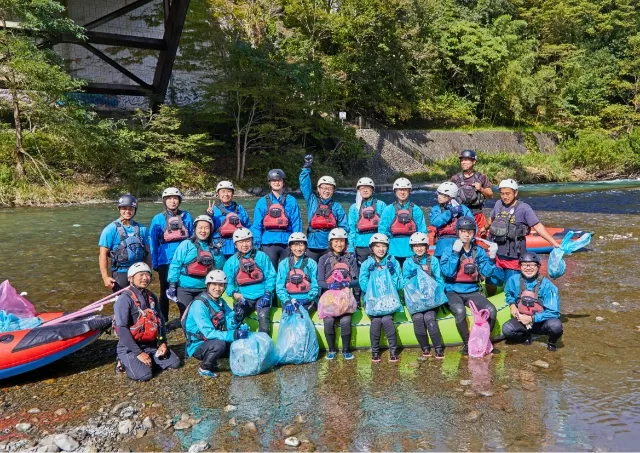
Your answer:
468,300 -> 493,358
0,280 -> 37,318
317,270 -> 357,319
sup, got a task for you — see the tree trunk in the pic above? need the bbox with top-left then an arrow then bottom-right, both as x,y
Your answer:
241,143 -> 247,181
235,133 -> 241,180
10,84 -> 25,180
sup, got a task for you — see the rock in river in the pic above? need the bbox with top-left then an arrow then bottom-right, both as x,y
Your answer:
188,441 -> 209,453
53,434 -> 79,452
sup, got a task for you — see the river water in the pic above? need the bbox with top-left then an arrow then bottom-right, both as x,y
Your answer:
1,182 -> 640,451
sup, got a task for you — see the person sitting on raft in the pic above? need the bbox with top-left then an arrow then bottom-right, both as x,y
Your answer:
206,181 -> 252,260
166,215 -> 225,318
502,252 -> 563,351
347,177 -> 387,265
317,228 -> 359,360
251,169 -> 303,270
487,179 -> 560,282
440,216 -> 503,355
182,269 -> 250,378
276,232 -> 319,315
149,187 -> 194,321
99,194 -> 150,292
378,178 -> 427,267
359,233 -> 403,363
114,262 -> 180,381
299,154 -> 349,262
223,228 -> 276,334
402,232 -> 446,359
430,181 -> 474,261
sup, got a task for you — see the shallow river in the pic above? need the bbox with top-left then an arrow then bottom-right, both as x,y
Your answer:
1,182 -> 640,451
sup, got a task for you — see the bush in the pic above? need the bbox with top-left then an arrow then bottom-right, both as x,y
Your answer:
560,130 -> 640,176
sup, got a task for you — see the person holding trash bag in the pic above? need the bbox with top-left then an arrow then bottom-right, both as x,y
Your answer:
502,252 -> 564,351
276,232 -> 319,314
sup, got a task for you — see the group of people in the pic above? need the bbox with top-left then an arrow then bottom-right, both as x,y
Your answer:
99,150 -> 565,381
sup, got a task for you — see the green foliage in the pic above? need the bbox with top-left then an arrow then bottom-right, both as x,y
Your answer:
560,130 -> 640,176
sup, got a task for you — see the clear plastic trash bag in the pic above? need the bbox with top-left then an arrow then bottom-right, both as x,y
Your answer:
317,287 -> 357,319
230,332 -> 277,376
548,231 -> 592,279
364,268 -> 402,317
0,280 -> 37,318
275,305 -> 319,365
403,268 -> 448,315
468,300 -> 493,358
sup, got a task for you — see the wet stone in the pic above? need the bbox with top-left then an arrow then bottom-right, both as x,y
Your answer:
294,414 -> 305,424
478,390 -> 495,397
460,380 -> 472,386
283,425 -> 300,437
28,408 -> 41,414
174,420 -> 192,430
15,423 -> 32,432
285,437 -> 301,447
135,429 -> 146,439
596,316 -> 605,322
243,422 -> 258,433
464,410 -> 482,422
53,434 -> 79,452
501,384 -> 510,389
54,409 -> 68,416
223,405 -> 237,412
118,420 -> 133,435
119,406 -> 137,418
454,388 -> 465,393
110,402 -> 129,415
188,441 -> 209,453
533,360 -> 550,369
228,417 -> 237,426
142,417 -> 154,429
463,389 -> 476,398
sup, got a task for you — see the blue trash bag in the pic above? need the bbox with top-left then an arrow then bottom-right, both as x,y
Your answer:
364,268 -> 402,317
275,305 -> 319,365
0,310 -> 42,333
403,269 -> 448,315
548,231 -> 592,279
230,332 -> 277,376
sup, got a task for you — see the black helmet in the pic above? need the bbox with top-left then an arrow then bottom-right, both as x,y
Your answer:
519,251 -> 541,265
117,194 -> 138,209
456,216 -> 476,233
267,169 -> 285,181
459,149 -> 477,160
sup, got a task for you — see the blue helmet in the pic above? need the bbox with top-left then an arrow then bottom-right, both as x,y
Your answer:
117,194 -> 138,209
456,216 -> 476,233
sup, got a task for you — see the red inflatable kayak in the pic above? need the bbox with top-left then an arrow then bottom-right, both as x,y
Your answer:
0,313 -> 112,380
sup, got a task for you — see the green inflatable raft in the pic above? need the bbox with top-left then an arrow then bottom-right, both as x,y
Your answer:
225,292 -> 511,350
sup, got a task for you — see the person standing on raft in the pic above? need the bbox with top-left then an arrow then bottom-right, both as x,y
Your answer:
99,194 -> 150,292
450,149 -> 493,236
347,177 -> 386,265
430,181 -> 474,261
113,262 -> 180,381
502,252 -> 563,351
299,154 -> 349,262
276,232 -> 319,315
440,216 -> 503,355
206,181 -> 251,260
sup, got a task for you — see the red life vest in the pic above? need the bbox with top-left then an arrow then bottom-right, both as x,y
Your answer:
263,195 -> 289,230
163,212 -> 189,243
184,240 -> 214,277
325,255 -> 352,283
236,251 -> 265,286
309,201 -> 337,230
285,257 -> 311,294
357,200 -> 380,233
217,203 -> 243,238
517,276 -> 545,316
115,289 -> 161,343
435,205 -> 459,238
453,247 -> 479,283
390,202 -> 416,236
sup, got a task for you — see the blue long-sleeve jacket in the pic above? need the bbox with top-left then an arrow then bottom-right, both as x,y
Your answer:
210,202 -> 252,257
429,204 -> 473,258
347,198 -> 387,251
299,168 -> 348,249
276,256 -> 320,304
149,210 -> 194,269
378,201 -> 427,258
223,249 -> 276,300
505,274 -> 561,323
183,293 -> 237,357
251,193 -> 302,247
440,243 -> 504,294
167,239 -> 225,290
402,255 -> 445,287
359,255 -> 403,293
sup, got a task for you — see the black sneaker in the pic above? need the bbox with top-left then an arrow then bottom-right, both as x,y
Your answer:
491,347 -> 501,354
115,360 -> 125,374
547,342 -> 558,352
389,351 -> 399,363
421,347 -> 432,358
371,352 -> 381,363
461,344 -> 469,356
434,348 -> 445,359
523,336 -> 533,345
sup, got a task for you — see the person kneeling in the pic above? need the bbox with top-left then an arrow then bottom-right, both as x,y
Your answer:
502,252 -> 563,351
182,270 -> 249,378
440,216 -> 504,355
114,262 -> 180,381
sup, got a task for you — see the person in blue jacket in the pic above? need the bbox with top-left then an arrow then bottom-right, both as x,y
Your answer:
378,178 -> 427,266
299,154 -> 349,262
182,269 -> 250,378
206,181 -> 252,259
347,177 -> 386,264
166,215 -> 225,318
251,169 -> 303,270
223,227 -> 277,334
429,181 -> 473,259
360,233 -> 403,363
276,232 -> 319,314
502,252 -> 563,351
99,194 -> 150,292
440,216 -> 503,355
402,232 -> 446,359
149,187 -> 194,320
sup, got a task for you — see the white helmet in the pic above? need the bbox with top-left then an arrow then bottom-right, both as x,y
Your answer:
205,269 -> 227,285
216,181 -> 235,193
393,178 -> 412,190
369,233 -> 389,246
356,177 -> 375,190
288,232 -> 308,244
499,179 -> 519,191
437,181 -> 459,198
328,228 -> 348,241
233,227 -> 253,243
162,187 -> 182,200
194,215 -> 213,227
317,175 -> 336,188
409,232 -> 429,246
127,262 -> 151,278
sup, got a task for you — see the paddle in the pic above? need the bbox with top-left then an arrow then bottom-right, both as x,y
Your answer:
40,286 -> 130,326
